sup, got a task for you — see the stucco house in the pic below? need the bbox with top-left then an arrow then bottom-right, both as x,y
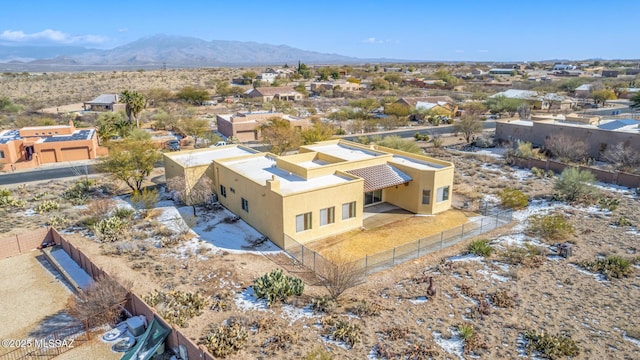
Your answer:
216,111 -> 310,142
244,86 -> 303,102
83,94 -> 125,112
394,97 -> 458,116
164,139 -> 454,248
310,80 -> 360,93
0,120 -> 101,167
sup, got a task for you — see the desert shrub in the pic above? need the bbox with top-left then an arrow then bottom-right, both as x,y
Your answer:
253,269 -> 304,306
348,299 -> 382,317
35,200 -> 60,213
131,187 -> 159,211
63,178 -> 94,205
531,167 -> 545,178
414,132 -> 430,141
554,167 -> 597,203
304,346 -> 334,360
375,342 -> 440,359
210,291 -> 233,312
320,252 -> 364,300
458,324 -> 475,341
432,135 -> 443,148
199,323 -> 247,358
613,216 -> 633,227
498,188 -> 528,209
516,141 -> 536,158
84,198 -> 116,221
524,330 -> 579,359
114,207 -> 134,219
263,329 -> 299,354
68,276 -> 130,325
526,213 -> 574,241
93,216 -> 129,242
489,290 -> 517,308
467,239 -> 493,257
384,326 -> 410,341
144,290 -> 209,327
323,317 -> 361,348
310,296 -> 337,314
546,170 -> 554,178
598,196 -> 619,211
579,255 -> 634,279
500,244 -> 546,268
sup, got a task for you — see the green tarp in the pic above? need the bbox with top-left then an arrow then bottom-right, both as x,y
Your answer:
121,318 -> 171,360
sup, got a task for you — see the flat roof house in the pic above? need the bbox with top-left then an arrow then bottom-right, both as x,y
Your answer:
216,111 -> 310,142
164,140 -> 454,248
0,120 -> 100,167
244,86 -> 303,102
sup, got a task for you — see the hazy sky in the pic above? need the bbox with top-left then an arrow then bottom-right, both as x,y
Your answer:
1,0 -> 637,61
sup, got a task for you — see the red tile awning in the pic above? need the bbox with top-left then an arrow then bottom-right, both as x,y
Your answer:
346,164 -> 412,192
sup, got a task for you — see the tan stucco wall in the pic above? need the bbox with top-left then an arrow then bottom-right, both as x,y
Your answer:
0,141 -> 22,164
281,178 -> 364,245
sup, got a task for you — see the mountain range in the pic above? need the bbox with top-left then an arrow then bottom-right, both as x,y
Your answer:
0,34 -> 378,70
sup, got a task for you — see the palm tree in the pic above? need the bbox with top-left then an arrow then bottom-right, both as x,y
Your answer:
120,90 -> 146,128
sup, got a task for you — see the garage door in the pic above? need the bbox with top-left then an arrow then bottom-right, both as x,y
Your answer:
40,149 -> 57,163
61,147 -> 90,161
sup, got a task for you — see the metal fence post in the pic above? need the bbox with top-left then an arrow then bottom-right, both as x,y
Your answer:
495,213 -> 499,227
417,239 -> 421,257
461,224 -> 465,238
301,246 -> 304,264
364,255 -> 369,276
480,217 -> 484,231
313,252 -> 316,272
440,231 -> 444,250
392,247 -> 396,265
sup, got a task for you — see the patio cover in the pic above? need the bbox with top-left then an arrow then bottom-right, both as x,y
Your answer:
346,164 -> 412,192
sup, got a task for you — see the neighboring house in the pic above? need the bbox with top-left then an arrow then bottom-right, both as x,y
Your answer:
619,88 -> 640,99
0,120 -> 100,167
216,111 -> 309,142
490,89 -> 571,110
403,78 -> 447,89
244,86 -> 303,102
164,139 -> 454,248
394,96 -> 458,116
602,70 -> 620,78
471,69 -> 485,75
256,72 -> 278,84
495,118 -> 640,158
383,67 -> 403,72
574,84 -> 593,98
552,64 -> 576,71
310,80 -> 360,93
83,94 -> 124,112
488,68 -> 517,75
625,68 -> 640,76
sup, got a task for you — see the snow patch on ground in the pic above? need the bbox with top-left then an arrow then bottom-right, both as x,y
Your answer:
448,254 -> 484,262
177,205 -> 280,254
568,264 -> 607,283
433,330 -> 464,360
623,333 -> 640,347
409,296 -> 428,304
234,287 -> 269,311
49,247 -> 94,290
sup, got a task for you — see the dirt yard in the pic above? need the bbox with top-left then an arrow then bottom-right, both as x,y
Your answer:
0,251 -> 71,341
307,209 -> 474,258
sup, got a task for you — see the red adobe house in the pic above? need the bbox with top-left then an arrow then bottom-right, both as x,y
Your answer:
0,120 -> 103,170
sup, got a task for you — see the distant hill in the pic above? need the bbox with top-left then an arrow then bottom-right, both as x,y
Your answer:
0,34 -> 370,70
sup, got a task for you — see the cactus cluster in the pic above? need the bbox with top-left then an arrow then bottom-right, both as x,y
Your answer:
92,216 -> 129,243
63,179 -> 94,205
0,188 -> 25,208
322,316 -> 361,348
253,268 -> 304,307
199,323 -> 248,358
35,200 -> 60,213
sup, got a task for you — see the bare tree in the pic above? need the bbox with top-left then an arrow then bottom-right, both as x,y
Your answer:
319,252 -> 365,300
602,143 -> 640,173
167,176 -> 213,216
517,104 -> 531,120
454,115 -> 483,144
544,135 -> 588,163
